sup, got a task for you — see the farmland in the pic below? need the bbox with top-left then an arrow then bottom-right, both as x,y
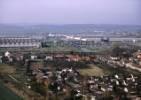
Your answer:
0,81 -> 23,100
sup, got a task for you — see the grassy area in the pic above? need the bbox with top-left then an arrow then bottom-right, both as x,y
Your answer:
0,64 -> 16,74
0,64 -> 23,100
0,81 -> 23,100
78,64 -> 110,76
40,45 -> 80,52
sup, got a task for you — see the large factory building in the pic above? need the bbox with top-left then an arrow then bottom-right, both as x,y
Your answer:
0,37 -> 41,48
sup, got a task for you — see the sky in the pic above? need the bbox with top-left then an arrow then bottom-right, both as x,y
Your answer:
0,0 -> 141,25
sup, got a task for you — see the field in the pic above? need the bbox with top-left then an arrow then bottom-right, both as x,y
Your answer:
0,64 -> 16,74
78,64 -> 110,76
0,81 -> 23,100
0,64 -> 23,100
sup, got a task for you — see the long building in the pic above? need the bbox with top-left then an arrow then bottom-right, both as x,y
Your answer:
0,37 -> 41,48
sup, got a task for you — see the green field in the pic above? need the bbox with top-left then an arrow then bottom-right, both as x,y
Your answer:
0,81 -> 23,100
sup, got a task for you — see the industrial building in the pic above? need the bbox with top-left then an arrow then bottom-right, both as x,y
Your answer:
0,37 -> 41,48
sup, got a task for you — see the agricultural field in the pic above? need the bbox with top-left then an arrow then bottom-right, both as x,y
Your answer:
0,64 -> 16,74
0,64 -> 23,100
0,81 -> 23,100
78,64 -> 111,76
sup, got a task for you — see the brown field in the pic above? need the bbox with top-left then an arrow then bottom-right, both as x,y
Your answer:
78,64 -> 110,76
0,64 -> 16,74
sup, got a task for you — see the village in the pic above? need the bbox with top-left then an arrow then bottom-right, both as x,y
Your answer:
0,46 -> 141,100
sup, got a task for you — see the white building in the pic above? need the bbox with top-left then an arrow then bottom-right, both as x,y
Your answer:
0,37 -> 41,48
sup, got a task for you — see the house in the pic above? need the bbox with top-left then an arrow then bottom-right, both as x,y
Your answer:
45,56 -> 53,61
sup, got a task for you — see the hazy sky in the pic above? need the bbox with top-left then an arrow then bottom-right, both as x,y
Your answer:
0,0 -> 141,25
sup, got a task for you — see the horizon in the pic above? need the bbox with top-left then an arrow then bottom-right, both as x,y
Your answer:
1,23 -> 141,27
